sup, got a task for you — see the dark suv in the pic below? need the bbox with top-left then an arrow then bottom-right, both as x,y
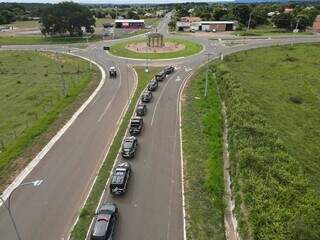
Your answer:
110,162 -> 131,195
129,117 -> 143,135
155,71 -> 166,81
91,203 -> 118,240
164,66 -> 175,74
121,136 -> 137,158
148,79 -> 158,91
141,91 -> 153,103
136,104 -> 147,116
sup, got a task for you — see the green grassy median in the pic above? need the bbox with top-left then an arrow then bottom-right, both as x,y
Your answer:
182,65 -> 225,240
70,66 -> 161,239
109,38 -> 203,59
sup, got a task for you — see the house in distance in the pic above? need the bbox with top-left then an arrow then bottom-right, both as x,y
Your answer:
176,16 -> 238,32
313,15 -> 320,32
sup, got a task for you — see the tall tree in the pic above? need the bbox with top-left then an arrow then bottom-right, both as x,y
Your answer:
273,12 -> 294,30
40,2 -> 95,37
233,4 -> 251,24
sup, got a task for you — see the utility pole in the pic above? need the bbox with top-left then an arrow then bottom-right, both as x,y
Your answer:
145,34 -> 149,73
60,64 -> 67,97
55,52 -> 67,97
126,60 -> 130,103
292,18 -> 300,46
204,53 -> 213,97
0,180 -> 43,240
246,12 -> 253,32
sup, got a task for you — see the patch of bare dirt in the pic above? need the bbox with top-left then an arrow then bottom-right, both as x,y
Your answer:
222,101 -> 241,240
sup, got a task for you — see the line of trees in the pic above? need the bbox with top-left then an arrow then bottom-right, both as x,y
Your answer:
40,2 -> 95,37
0,3 -> 48,25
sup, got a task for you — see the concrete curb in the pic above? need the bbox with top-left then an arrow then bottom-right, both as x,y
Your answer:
178,73 -> 193,240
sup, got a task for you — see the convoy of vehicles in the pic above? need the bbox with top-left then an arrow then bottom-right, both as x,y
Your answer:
91,65 -> 175,239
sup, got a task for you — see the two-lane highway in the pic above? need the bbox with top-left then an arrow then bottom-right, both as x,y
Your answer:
0,46 -> 137,240
104,68 -> 192,240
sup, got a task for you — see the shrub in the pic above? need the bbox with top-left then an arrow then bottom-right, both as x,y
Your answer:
289,96 -> 303,104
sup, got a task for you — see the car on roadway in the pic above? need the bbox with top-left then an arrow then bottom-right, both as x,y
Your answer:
129,117 -> 143,135
141,91 -> 153,103
136,104 -> 147,116
148,79 -> 158,91
121,136 -> 137,158
103,23 -> 114,28
164,66 -> 175,74
109,67 -> 117,78
90,203 -> 118,240
110,162 -> 131,196
155,70 -> 166,81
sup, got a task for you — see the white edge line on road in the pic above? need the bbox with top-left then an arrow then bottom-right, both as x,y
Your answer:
67,67 -> 138,240
178,72 -> 193,240
0,53 -> 106,205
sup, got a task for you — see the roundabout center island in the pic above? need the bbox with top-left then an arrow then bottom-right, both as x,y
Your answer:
108,33 -> 203,60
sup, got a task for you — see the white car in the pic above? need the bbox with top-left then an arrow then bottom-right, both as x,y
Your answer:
109,66 -> 117,78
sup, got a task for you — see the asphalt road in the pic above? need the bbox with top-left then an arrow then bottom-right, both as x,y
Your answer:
0,14 -> 320,240
104,67 -> 193,240
0,45 -> 136,240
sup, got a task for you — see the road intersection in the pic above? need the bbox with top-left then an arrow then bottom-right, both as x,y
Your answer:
0,15 -> 319,240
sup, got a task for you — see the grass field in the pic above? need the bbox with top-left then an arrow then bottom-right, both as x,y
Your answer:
109,38 -> 203,59
214,44 -> 320,239
0,51 -> 99,190
235,25 -> 313,36
182,65 -> 225,239
71,66 -> 161,239
0,35 -> 102,45
144,17 -> 161,27
1,20 -> 40,29
95,18 -> 114,28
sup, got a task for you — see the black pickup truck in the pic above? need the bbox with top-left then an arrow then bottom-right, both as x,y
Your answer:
155,70 -> 166,81
109,162 -> 131,195
129,117 -> 143,135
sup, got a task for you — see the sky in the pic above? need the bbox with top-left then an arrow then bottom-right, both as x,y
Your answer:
1,0 -> 234,3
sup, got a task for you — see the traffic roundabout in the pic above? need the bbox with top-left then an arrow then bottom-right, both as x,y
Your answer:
108,38 -> 204,60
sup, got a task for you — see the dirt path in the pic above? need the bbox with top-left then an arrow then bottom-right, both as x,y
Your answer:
222,101 -> 241,240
